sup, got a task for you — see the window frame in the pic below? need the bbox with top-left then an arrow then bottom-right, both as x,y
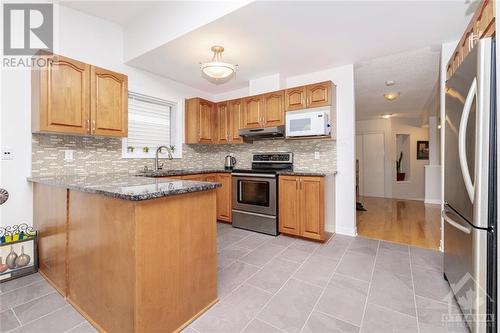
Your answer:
121,92 -> 182,159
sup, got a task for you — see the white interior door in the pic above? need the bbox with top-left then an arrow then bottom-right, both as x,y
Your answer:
361,133 -> 385,197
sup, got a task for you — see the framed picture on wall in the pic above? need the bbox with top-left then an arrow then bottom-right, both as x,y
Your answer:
416,140 -> 429,160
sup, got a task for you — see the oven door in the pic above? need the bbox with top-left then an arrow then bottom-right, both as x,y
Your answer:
232,174 -> 277,216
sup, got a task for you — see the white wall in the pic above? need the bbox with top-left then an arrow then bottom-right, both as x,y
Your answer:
286,65 -> 356,236
0,5 -> 215,227
356,117 -> 429,201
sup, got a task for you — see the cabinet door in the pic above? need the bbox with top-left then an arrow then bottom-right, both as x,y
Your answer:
229,99 -> 243,143
33,184 -> 68,295
306,81 -> 331,108
216,173 -> 232,222
278,176 -> 300,236
199,100 -> 214,143
242,96 -> 263,128
216,102 -> 230,144
263,91 -> 285,127
90,66 -> 128,137
299,177 -> 324,241
285,86 -> 306,111
33,54 -> 91,134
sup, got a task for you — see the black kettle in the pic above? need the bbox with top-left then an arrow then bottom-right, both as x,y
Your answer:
224,155 -> 237,170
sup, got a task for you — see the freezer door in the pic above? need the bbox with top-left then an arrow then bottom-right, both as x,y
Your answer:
443,206 -> 489,333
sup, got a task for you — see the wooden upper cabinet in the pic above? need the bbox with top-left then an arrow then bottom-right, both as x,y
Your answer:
199,99 -> 215,144
306,81 -> 332,108
279,176 -> 300,236
32,53 -> 128,137
228,99 -> 243,143
32,54 -> 91,135
299,177 -> 324,241
263,91 -> 285,127
216,102 -> 230,144
90,66 -> 128,137
242,96 -> 263,129
285,86 -> 306,111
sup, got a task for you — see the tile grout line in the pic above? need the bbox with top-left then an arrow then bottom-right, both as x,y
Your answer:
409,246 -> 421,333
357,240 -> 381,331
297,238 -> 355,333
3,289 -> 59,315
6,304 -> 72,333
314,309 -> 361,329
62,321 -> 89,333
238,237 -> 325,333
9,308 -> 23,329
0,278 -> 45,295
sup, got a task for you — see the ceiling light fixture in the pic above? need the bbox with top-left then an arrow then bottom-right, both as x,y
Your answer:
385,80 -> 396,86
384,92 -> 400,101
200,46 -> 237,81
382,114 -> 393,119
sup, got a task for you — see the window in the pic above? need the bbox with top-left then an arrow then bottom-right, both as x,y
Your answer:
122,92 -> 180,158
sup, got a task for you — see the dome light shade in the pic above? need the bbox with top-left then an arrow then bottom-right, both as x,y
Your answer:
200,46 -> 237,80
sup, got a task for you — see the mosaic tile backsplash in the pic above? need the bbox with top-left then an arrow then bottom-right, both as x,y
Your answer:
31,134 -> 337,176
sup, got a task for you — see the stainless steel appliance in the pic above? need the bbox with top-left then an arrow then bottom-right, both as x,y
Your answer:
232,152 -> 293,235
238,125 -> 285,142
444,37 -> 497,333
224,155 -> 237,170
286,107 -> 331,138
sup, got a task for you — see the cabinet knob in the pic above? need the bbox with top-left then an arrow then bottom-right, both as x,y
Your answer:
86,119 -> 90,133
91,120 -> 96,134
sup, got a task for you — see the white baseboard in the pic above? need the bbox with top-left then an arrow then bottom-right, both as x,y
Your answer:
424,199 -> 442,205
335,226 -> 357,237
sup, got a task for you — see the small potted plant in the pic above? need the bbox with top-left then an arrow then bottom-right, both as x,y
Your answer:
396,152 -> 405,181
127,146 -> 135,153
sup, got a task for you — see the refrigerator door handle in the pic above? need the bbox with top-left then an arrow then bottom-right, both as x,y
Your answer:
458,77 -> 477,203
441,209 -> 472,234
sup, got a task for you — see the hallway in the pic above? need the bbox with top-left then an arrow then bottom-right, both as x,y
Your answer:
356,196 -> 441,250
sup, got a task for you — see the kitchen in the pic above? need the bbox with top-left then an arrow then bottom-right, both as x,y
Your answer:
0,1 -> 497,333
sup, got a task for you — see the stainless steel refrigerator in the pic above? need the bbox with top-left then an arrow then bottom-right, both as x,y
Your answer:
444,37 -> 497,333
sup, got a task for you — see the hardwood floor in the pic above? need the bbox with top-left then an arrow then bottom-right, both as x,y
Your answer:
356,196 -> 441,250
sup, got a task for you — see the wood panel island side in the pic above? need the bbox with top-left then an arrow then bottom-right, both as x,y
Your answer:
30,174 -> 219,333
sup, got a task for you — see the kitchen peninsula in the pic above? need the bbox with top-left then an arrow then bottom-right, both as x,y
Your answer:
29,174 -> 220,333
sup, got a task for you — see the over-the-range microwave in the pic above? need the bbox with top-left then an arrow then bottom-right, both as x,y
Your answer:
285,107 -> 331,137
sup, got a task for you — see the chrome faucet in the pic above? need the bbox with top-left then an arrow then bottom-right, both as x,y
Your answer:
154,145 -> 173,171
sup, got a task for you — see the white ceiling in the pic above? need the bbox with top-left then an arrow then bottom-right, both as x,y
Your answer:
60,1 -> 159,26
354,46 -> 441,121
126,1 -> 473,94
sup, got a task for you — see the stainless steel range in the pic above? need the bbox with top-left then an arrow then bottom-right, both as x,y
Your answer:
232,152 -> 293,236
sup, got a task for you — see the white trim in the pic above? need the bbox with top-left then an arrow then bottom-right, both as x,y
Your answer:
424,199 -> 442,205
335,225 -> 357,236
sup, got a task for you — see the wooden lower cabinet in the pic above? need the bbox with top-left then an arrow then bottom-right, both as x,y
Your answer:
216,173 -> 232,222
33,183 -> 217,333
33,184 -> 68,295
279,175 -> 331,241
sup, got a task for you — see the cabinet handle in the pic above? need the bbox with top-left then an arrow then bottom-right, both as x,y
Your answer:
91,120 -> 96,134
86,119 -> 90,133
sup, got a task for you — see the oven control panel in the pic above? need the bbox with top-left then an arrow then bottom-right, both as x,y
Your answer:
252,153 -> 293,163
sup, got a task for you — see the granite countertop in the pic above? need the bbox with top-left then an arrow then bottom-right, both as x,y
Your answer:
28,173 -> 221,201
136,168 -> 231,178
277,170 -> 337,177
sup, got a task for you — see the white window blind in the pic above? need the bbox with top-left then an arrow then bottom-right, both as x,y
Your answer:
123,92 -> 177,158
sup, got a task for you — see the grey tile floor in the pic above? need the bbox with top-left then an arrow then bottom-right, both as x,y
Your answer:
188,223 -> 469,333
0,223 -> 468,333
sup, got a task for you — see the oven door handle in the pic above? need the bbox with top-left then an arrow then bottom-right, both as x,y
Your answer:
232,209 -> 276,219
232,173 -> 276,178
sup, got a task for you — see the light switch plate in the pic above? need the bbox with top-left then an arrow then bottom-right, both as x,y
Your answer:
64,150 -> 75,161
1,147 -> 14,160
314,151 -> 320,160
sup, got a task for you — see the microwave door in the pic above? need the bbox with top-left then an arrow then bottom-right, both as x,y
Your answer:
288,117 -> 312,136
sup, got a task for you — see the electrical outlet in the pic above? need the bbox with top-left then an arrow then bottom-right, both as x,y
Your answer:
314,151 -> 320,160
1,147 -> 14,160
64,150 -> 75,161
